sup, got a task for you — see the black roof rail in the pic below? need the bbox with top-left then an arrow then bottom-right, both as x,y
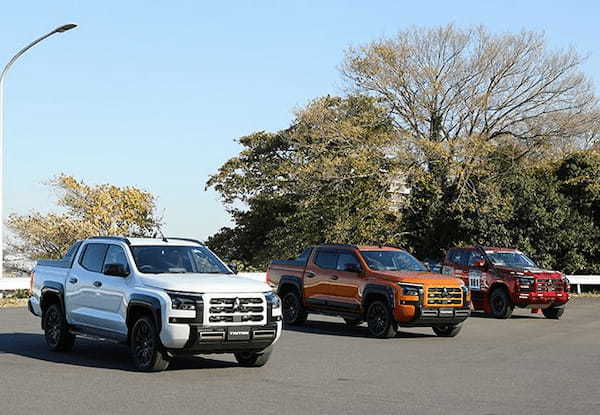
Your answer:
88,236 -> 131,245
166,237 -> 205,246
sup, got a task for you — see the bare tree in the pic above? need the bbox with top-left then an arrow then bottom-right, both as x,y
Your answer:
341,25 -> 600,165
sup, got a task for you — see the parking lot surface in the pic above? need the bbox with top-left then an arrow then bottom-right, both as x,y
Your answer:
1,299 -> 599,415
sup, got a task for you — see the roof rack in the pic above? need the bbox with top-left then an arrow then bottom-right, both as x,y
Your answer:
88,236 -> 131,245
166,237 -> 205,246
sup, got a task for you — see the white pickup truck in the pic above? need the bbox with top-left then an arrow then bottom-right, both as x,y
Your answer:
28,236 -> 282,371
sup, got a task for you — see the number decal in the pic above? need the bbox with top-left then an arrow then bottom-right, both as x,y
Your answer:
469,270 -> 481,291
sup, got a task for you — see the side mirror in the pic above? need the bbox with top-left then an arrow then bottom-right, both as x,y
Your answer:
344,263 -> 361,273
103,263 -> 129,277
473,259 -> 486,268
228,263 -> 238,274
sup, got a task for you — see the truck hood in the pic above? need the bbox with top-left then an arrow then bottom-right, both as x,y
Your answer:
495,266 -> 562,279
139,273 -> 271,294
370,271 -> 463,287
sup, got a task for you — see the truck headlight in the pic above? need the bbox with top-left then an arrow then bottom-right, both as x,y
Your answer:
516,277 -> 533,289
166,291 -> 198,310
398,283 -> 423,296
264,292 -> 281,309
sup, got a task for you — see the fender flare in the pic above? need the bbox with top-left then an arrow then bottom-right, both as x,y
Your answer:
127,294 -> 163,333
362,284 -> 396,310
40,281 -> 66,330
277,275 -> 304,298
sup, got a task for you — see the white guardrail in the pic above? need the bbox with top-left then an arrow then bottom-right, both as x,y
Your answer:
0,273 -> 597,293
0,273 -> 268,292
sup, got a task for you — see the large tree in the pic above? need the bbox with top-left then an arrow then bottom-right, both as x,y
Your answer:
7,174 -> 162,262
207,95 -> 401,267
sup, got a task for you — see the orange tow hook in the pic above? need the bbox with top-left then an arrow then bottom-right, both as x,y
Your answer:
531,308 -> 541,314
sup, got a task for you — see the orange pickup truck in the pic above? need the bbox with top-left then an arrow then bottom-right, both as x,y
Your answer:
266,244 -> 470,338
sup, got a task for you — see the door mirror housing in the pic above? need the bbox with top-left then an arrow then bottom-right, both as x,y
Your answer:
228,263 -> 238,274
344,263 -> 361,273
103,263 -> 129,277
473,259 -> 486,268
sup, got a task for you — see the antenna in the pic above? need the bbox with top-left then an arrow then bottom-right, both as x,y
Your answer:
155,224 -> 168,243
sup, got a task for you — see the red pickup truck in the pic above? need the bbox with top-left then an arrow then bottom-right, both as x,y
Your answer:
267,244 -> 470,338
442,247 -> 570,319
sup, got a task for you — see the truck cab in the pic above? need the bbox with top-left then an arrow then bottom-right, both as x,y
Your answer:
442,246 -> 570,319
267,244 -> 471,338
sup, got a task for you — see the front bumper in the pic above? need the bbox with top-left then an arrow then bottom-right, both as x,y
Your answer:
28,297 -> 41,317
400,305 -> 471,327
168,322 -> 282,354
516,291 -> 569,307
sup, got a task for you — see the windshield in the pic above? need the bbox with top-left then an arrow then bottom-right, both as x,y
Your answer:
486,251 -> 537,268
360,250 -> 427,272
131,245 -> 232,274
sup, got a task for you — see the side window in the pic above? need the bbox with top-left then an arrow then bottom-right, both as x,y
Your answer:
314,249 -> 338,270
337,252 -> 361,271
468,251 -> 484,266
448,249 -> 469,266
79,243 -> 108,273
296,248 -> 312,264
103,245 -> 130,274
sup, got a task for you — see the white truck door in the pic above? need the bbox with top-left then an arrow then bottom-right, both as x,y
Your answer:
94,244 -> 130,335
66,243 -> 109,328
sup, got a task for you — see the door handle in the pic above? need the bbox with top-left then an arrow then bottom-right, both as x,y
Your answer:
93,281 -> 103,288
68,277 -> 78,284
329,275 -> 339,281
305,272 -> 316,278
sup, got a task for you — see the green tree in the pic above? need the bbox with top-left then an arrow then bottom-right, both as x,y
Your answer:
7,174 -> 162,261
207,95 -> 401,268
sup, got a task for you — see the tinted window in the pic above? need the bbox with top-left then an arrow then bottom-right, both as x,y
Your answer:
103,245 -> 130,274
80,243 -> 108,272
296,248 -> 312,265
337,252 -> 361,271
131,245 -> 231,274
361,250 -> 427,272
314,249 -> 338,269
448,249 -> 469,266
468,251 -> 484,266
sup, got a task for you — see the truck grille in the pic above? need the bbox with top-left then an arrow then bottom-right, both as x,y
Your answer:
536,279 -> 563,292
426,287 -> 463,305
205,295 -> 266,325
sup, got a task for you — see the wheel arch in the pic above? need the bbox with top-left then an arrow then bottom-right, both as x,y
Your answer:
126,294 -> 163,340
362,284 -> 395,315
277,275 -> 303,298
40,281 -> 65,330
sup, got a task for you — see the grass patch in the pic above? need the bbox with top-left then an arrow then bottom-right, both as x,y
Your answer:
0,298 -> 28,308
572,290 -> 600,298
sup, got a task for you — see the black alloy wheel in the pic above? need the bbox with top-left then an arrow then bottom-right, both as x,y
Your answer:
282,291 -> 307,325
366,300 -> 397,338
130,316 -> 170,372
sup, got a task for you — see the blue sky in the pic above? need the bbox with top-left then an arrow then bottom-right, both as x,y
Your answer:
1,1 -> 599,240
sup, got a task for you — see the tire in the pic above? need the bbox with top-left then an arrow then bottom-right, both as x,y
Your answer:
366,300 -> 398,338
542,307 -> 564,319
43,303 -> 75,352
343,318 -> 363,327
130,316 -> 170,372
489,288 -> 514,319
282,291 -> 308,325
432,324 -> 462,337
234,347 -> 272,367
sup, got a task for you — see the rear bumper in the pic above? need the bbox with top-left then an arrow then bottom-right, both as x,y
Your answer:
167,322 -> 282,354
28,297 -> 41,317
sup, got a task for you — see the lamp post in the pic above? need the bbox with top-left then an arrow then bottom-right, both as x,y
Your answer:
0,23 -> 77,276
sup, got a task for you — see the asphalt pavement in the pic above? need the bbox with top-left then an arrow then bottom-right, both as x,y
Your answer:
1,299 -> 599,415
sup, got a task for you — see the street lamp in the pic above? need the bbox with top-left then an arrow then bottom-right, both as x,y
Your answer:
0,23 -> 77,276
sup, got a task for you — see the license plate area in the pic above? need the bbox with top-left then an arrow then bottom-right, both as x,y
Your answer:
438,308 -> 454,317
227,327 -> 251,341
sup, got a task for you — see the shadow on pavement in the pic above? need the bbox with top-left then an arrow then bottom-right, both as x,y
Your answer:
469,311 -> 542,319
0,332 -> 238,372
284,320 -> 436,338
